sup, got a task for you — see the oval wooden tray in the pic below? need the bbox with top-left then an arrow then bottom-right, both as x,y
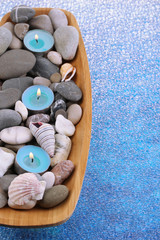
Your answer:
0,8 -> 92,227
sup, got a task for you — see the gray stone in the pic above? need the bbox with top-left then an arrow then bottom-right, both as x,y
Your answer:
10,5 -> 35,23
0,174 -> 17,193
29,15 -> 53,34
55,109 -> 68,119
0,27 -> 12,55
50,99 -> 66,122
14,23 -> 29,40
38,185 -> 69,208
32,57 -> 59,79
0,50 -> 36,80
49,8 -> 68,30
26,114 -> 50,127
54,26 -> 79,60
0,185 -> 7,208
50,83 -> 60,92
56,81 -> 82,101
54,92 -> 66,102
3,22 -> 23,49
0,89 -> 21,109
0,109 -> 22,131
2,77 -> 33,94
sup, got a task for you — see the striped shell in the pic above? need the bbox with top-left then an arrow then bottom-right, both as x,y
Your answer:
60,63 -> 76,82
29,122 -> 55,157
8,173 -> 46,205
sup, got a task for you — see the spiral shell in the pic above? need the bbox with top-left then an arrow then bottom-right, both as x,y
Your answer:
29,122 -> 55,157
8,173 -> 46,206
60,63 -> 76,82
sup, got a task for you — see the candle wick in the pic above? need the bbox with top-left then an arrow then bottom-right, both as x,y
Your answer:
36,39 -> 38,43
37,96 -> 40,100
31,157 -> 34,163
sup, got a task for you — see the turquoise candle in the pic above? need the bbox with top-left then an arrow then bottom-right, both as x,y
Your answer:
23,29 -> 54,52
16,145 -> 50,173
22,85 -> 54,111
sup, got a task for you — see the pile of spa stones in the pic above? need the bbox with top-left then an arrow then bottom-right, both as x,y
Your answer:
0,6 -> 83,209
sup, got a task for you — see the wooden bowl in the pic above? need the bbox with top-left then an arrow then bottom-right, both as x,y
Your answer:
0,8 -> 92,227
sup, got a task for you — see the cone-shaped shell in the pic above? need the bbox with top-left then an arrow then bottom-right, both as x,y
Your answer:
29,122 -> 55,157
8,173 -> 46,206
60,63 -> 76,82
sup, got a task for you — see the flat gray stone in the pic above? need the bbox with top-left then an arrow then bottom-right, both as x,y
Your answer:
0,50 -> 36,80
14,23 -> 29,40
0,89 -> 21,109
0,109 -> 22,130
49,8 -> 68,30
54,26 -> 79,60
0,174 -> 17,193
32,57 -> 59,79
38,185 -> 69,208
29,15 -> 53,34
56,81 -> 82,101
2,77 -> 33,94
10,5 -> 35,23
0,27 -> 12,55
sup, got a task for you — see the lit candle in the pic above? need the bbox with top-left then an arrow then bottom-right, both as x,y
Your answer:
35,34 -> 38,43
37,88 -> 41,100
15,145 -> 50,174
29,152 -> 34,163
22,85 -> 54,111
24,29 -> 54,53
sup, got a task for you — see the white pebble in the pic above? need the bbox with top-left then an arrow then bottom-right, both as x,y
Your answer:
42,172 -> 55,189
47,51 -> 62,65
55,115 -> 75,136
15,100 -> 28,121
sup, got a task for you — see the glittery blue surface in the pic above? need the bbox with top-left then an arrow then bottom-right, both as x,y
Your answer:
0,0 -> 160,239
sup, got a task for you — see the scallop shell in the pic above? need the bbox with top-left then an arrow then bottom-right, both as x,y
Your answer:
60,63 -> 76,82
8,173 -> 46,206
29,122 -> 55,157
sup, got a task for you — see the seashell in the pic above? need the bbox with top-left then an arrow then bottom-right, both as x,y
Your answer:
29,122 -> 55,157
60,63 -> 76,82
8,173 -> 46,206
50,134 -> 71,167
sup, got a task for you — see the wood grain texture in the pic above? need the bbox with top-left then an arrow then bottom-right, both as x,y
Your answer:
0,8 -> 92,227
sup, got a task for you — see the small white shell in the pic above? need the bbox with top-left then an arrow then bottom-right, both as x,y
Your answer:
8,173 -> 46,206
60,63 -> 76,82
29,122 -> 55,157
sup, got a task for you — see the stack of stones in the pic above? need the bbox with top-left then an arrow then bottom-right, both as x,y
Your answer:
0,6 -> 83,210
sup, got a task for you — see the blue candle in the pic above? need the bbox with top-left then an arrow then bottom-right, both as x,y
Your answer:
22,85 -> 54,111
23,29 -> 54,52
16,145 -> 50,173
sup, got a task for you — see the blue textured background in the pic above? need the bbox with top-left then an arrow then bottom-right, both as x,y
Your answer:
0,0 -> 160,239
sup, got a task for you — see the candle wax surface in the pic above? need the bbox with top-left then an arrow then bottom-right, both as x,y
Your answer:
24,29 -> 54,52
30,39 -> 45,49
16,145 -> 50,173
24,155 -> 40,169
22,85 -> 54,111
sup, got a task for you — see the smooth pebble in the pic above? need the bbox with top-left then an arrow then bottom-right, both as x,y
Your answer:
47,51 -> 62,66
33,77 -> 51,87
67,104 -> 82,125
55,115 -> 75,136
15,100 -> 28,121
42,172 -> 55,190
38,185 -> 69,208
49,8 -> 68,30
51,160 -> 74,185
1,126 -> 33,145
